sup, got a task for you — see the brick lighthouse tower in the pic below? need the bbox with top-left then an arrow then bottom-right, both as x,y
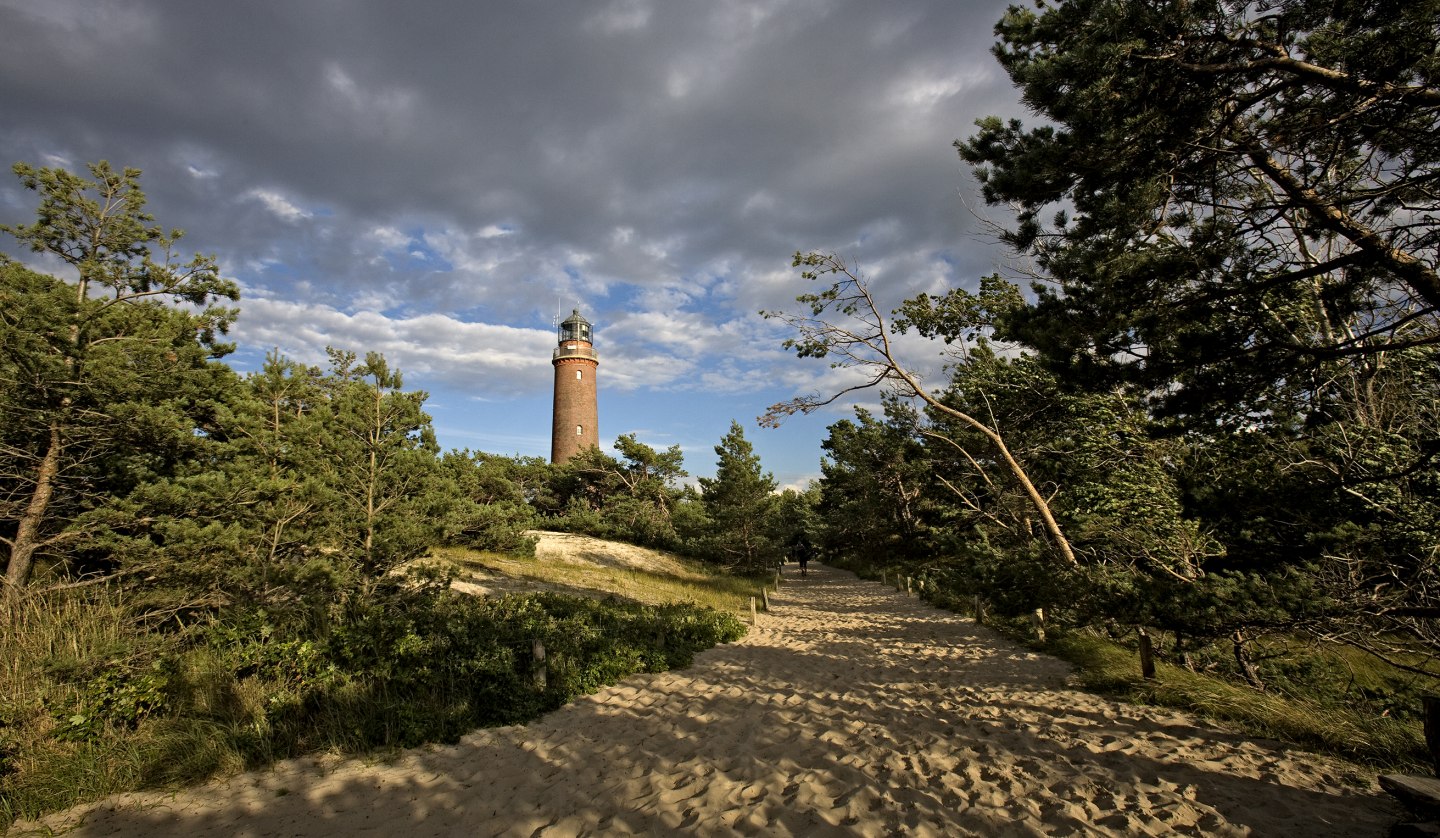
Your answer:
551,309 -> 599,463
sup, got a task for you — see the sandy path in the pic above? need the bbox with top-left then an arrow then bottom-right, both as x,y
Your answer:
19,564 -> 1400,836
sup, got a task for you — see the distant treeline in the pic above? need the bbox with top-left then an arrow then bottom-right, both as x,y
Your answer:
0,160 -> 800,604
0,162 -> 765,827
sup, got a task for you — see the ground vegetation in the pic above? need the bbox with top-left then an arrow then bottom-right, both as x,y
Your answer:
0,163 -> 751,828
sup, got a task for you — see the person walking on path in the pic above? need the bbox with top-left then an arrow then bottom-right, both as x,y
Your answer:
791,532 -> 813,577
13,564 -> 1394,837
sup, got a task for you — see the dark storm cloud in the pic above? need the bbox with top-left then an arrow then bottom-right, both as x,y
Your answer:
0,0 -> 1027,411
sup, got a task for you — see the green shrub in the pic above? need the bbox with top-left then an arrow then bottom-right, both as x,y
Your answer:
1,582 -> 745,830
1046,631 -> 1429,771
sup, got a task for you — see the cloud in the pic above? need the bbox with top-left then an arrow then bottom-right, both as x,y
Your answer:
235,298 -> 554,396
586,0 -> 653,34
0,0 -> 1033,482
246,188 -> 312,222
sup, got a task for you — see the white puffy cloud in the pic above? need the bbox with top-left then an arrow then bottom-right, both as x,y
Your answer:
0,0 -> 1033,482
246,188 -> 312,222
235,298 -> 554,396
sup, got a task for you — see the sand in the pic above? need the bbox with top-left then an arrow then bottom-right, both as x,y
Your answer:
14,563 -> 1401,837
448,531 -> 713,599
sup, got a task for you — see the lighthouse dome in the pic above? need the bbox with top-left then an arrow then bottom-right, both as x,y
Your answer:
559,309 -> 593,344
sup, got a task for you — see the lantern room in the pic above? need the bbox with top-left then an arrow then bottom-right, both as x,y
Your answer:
558,309 -> 593,344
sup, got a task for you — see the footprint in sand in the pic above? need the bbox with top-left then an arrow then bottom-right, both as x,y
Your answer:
16,563 -> 1402,837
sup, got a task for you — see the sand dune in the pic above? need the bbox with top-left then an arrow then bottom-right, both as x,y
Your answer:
16,563 -> 1400,836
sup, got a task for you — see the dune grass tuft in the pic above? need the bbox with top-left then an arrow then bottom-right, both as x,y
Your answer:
1047,632 -> 1429,773
432,543 -> 769,613
1,546 -> 756,830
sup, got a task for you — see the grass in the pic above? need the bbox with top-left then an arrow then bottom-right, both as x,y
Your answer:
1,542 -> 760,830
1258,635 -> 1440,722
1044,630 -> 1431,774
1,587 -> 174,826
430,544 -> 770,614
854,559 -> 1433,776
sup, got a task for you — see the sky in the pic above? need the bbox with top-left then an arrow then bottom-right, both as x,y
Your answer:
0,0 -> 1033,488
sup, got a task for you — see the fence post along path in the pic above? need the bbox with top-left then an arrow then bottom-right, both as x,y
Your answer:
22,563 -> 1398,836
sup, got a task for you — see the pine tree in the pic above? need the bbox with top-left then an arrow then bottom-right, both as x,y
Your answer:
317,350 -> 449,580
958,0 -> 1440,421
0,162 -> 238,597
698,421 -> 777,572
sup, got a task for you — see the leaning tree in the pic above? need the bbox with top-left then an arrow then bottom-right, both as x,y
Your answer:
1,162 -> 238,598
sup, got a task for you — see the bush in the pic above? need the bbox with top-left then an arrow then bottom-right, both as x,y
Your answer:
1046,631 -> 1429,771
0,583 -> 745,830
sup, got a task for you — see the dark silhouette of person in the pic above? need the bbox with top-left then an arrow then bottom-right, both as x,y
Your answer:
791,532 -> 813,577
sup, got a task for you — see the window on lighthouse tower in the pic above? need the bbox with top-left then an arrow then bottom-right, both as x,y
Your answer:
576,425 -> 584,436
576,370 -> 583,380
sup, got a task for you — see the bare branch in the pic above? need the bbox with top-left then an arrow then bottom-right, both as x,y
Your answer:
765,252 -> 1079,566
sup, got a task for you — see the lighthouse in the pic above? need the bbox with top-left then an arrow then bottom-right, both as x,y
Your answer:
551,309 -> 599,463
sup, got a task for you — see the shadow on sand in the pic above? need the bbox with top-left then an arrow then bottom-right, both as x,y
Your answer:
18,564 -> 1402,837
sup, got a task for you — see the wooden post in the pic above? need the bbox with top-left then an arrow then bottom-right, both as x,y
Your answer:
1424,695 -> 1440,777
880,570 -> 886,586
531,637 -> 547,690
973,596 -> 985,625
1031,608 -> 1046,643
761,588 -> 770,611
1139,631 -> 1156,680
750,596 -> 757,625
905,576 -> 912,596
775,569 -> 781,587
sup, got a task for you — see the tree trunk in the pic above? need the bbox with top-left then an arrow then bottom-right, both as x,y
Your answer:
900,369 -> 1078,566
931,395 -> 1077,566
991,432 -> 1077,567
765,258 -> 1080,569
1176,633 -> 1195,672
364,446 -> 378,570
5,423 -> 62,599
363,387 -> 381,570
864,271 -> 1078,568
1232,630 -> 1265,691
1246,146 -> 1440,313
